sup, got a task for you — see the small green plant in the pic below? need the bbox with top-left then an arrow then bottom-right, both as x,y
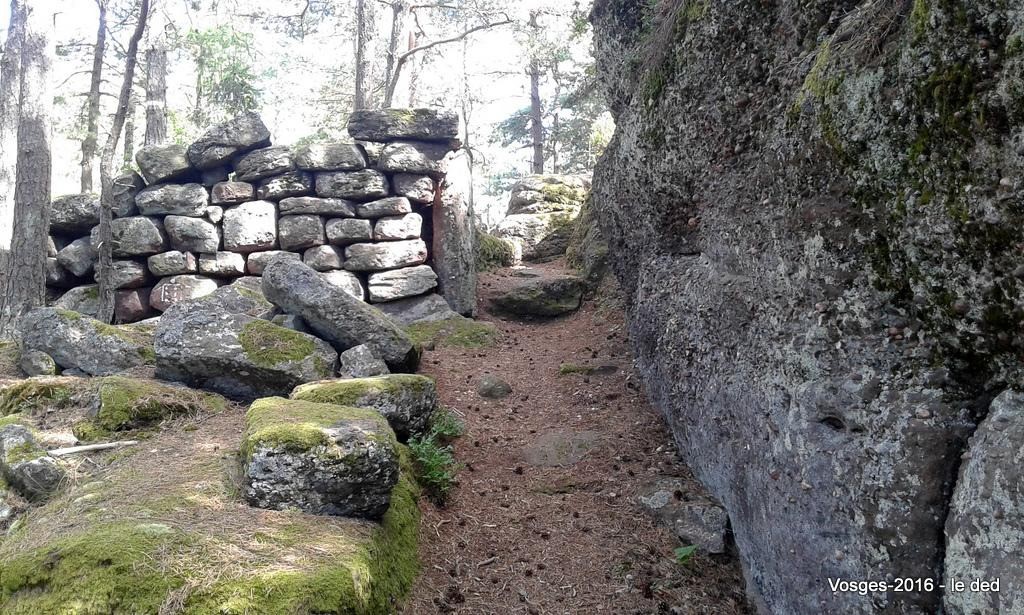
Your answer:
558,362 -> 595,376
429,407 -> 465,440
674,545 -> 698,565
409,407 -> 466,503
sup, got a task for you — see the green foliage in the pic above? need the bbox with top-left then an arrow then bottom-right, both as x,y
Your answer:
476,232 -> 517,271
238,320 -> 318,369
558,362 -> 595,376
674,545 -> 698,565
428,407 -> 465,440
184,25 -> 263,126
404,318 -> 499,349
408,408 -> 465,503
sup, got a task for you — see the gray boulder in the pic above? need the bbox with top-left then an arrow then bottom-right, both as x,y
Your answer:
355,196 -> 411,219
278,215 -> 325,251
315,170 -> 389,201
392,174 -> 435,204
0,425 -> 66,502
114,288 -> 156,324
347,108 -> 459,142
257,171 -> 313,200
211,181 -> 255,205
106,260 -> 151,289
234,146 -> 295,182
147,251 -> 198,276
476,375 -> 511,399
294,142 -> 367,171
154,299 -> 337,399
135,143 -> 192,184
338,345 -> 390,379
303,245 -> 344,271
91,216 -> 168,257
20,307 -> 154,375
434,151 -> 478,316
112,172 -> 144,218
279,196 -> 355,217
944,391 -> 1024,615
638,479 -> 729,554
18,350 -> 57,377
374,213 -> 422,241
491,276 -> 585,317
367,265 -> 437,303
246,250 -> 300,275
326,218 -> 372,245
377,293 -> 460,325
54,285 -> 99,318
321,270 -> 365,301
223,201 -> 278,253
50,194 -> 99,234
198,252 -> 246,277
242,398 -> 398,518
187,111 -> 271,170
56,237 -> 97,278
164,215 -> 220,253
291,374 -> 437,440
262,257 -> 419,370
150,275 -> 219,312
343,239 -> 427,272
378,141 -> 451,178
135,184 -> 209,217
205,283 -> 275,319
45,259 -> 78,288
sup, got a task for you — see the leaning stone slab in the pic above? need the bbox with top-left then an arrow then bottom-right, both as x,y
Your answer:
135,143 -> 192,184
343,239 -> 427,272
135,184 -> 209,217
262,257 -> 419,370
347,108 -> 459,142
315,170 -> 389,201
50,194 -> 100,234
291,374 -> 437,441
378,141 -> 451,178
234,146 -> 295,182
368,265 -> 438,303
20,307 -> 154,375
187,111 -> 271,170
242,397 -> 398,518
150,275 -> 219,312
91,216 -> 168,257
0,425 -> 66,502
155,300 -> 337,399
294,142 -> 367,171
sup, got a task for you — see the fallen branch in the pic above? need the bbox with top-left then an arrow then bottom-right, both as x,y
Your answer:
48,440 -> 139,457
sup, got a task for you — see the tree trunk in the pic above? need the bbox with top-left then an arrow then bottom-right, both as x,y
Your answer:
529,60 -> 544,174
0,0 -> 26,337
95,0 -> 149,324
0,0 -> 54,338
79,0 -> 107,193
385,1 -> 406,91
123,93 -> 136,166
353,0 -> 368,110
143,41 -> 167,145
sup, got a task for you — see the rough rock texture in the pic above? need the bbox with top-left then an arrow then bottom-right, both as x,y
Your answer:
374,213 -> 422,241
338,345 -> 390,379
590,1 -> 1024,612
187,111 -> 271,170
944,390 -> 1024,615
56,237 -> 97,278
245,250 -> 299,275
198,252 -> 246,277
294,142 -> 367,171
211,181 -> 254,205
150,275 -> 219,312
262,257 -> 419,371
135,184 -> 209,217
637,478 -> 729,554
433,151 -> 477,316
108,260 -> 151,289
343,240 -> 428,272
0,425 -> 65,502
279,196 -> 355,217
566,195 -> 609,288
93,216 -> 168,256
367,265 -> 438,303
291,374 -> 437,440
321,270 -> 366,301
242,398 -> 398,518
257,170 -> 313,200
222,201 -> 278,253
147,251 -> 197,276
114,288 -> 156,323
355,196 -> 411,218
278,215 -> 325,251
303,245 -> 344,271
378,141 -> 450,178
392,173 -> 436,204
476,375 -> 511,399
18,350 -> 56,377
154,299 -> 337,399
377,293 -> 460,325
234,146 -> 295,182
53,285 -> 100,317
347,108 -> 460,142
164,215 -> 220,253
20,308 -> 153,375
491,276 -> 585,318
50,194 -> 99,234
315,170 -> 390,201
136,143 -> 192,184
111,172 -> 144,218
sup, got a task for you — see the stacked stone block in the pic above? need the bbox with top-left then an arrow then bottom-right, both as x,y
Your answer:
45,109 -> 461,323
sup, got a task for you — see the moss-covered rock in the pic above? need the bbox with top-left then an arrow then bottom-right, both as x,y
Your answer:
19,308 -> 155,376
476,231 -> 518,271
243,397 -> 399,518
0,377 -> 82,416
404,317 -> 499,350
291,375 -> 438,440
566,196 -> 609,288
76,377 -> 227,440
0,424 -> 65,502
490,276 -> 586,318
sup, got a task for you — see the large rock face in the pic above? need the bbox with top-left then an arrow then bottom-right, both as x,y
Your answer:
20,308 -> 153,375
590,1 -> 1024,613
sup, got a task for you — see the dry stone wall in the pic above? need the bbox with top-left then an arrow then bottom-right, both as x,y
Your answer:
46,109 -> 464,323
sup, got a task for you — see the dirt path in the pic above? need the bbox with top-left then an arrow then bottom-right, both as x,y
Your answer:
402,260 -> 750,614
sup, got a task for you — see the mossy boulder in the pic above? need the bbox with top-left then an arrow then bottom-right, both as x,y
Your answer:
154,297 -> 337,400
0,424 -> 65,502
291,375 -> 438,440
476,231 -> 518,271
0,377 -> 84,416
404,317 -> 499,350
566,195 -> 609,288
490,276 -> 586,318
20,308 -> 155,376
243,397 -> 399,518
507,174 -> 589,215
0,403 -> 421,614
17,350 -> 56,377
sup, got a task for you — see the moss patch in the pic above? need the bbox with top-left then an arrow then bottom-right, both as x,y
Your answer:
0,342 -> 18,377
241,397 -> 392,460
0,378 -> 81,416
404,318 -> 499,349
292,375 -> 433,406
476,232 -> 517,271
239,320 -> 317,368
559,363 -> 596,376
79,377 -> 227,439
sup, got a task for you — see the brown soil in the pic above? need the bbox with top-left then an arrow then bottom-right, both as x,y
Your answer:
401,260 -> 751,614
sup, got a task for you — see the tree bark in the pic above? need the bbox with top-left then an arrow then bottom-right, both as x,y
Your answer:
123,93 -> 136,166
0,0 -> 54,338
95,0 -> 149,324
143,41 -> 166,145
79,0 -> 106,193
353,0 -> 368,110
384,1 -> 406,91
0,0 -> 26,336
529,60 -> 543,174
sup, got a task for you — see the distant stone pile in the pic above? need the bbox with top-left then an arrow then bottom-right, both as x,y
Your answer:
493,174 -> 590,262
47,109 -> 465,323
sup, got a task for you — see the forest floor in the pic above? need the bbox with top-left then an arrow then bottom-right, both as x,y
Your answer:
401,259 -> 751,615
